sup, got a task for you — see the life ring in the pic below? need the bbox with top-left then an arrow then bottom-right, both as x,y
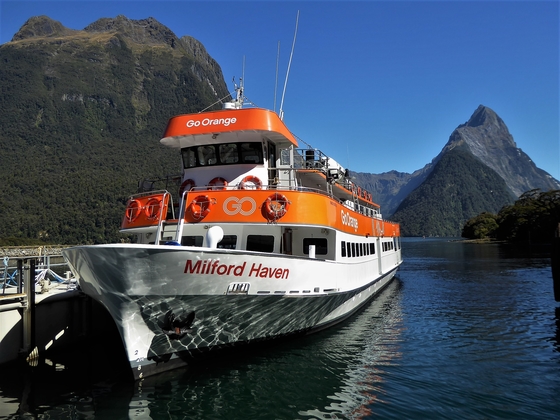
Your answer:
145,198 -> 162,220
239,175 -> 262,190
357,187 -> 361,197
263,193 -> 290,221
125,199 -> 141,222
179,179 -> 196,197
189,195 -> 212,220
208,177 -> 228,190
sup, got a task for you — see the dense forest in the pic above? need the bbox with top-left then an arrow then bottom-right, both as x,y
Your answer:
462,189 -> 560,243
0,18 -> 230,245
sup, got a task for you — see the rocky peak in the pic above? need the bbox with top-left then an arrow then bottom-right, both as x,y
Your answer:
11,15 -> 76,41
438,105 -> 559,197
84,15 -> 180,48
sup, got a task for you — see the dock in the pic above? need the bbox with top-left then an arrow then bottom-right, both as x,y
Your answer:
0,254 -> 95,366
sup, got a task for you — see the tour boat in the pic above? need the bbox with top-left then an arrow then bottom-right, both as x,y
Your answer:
62,84 -> 403,379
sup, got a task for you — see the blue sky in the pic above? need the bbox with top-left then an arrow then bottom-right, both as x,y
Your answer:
1,1 -> 558,179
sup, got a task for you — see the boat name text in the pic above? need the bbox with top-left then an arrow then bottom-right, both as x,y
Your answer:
341,210 -> 359,231
186,117 -> 237,128
184,259 -> 289,279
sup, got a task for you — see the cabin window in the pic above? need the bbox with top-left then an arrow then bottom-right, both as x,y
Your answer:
217,235 -> 237,249
182,149 -> 197,168
346,242 -> 351,258
219,143 -> 239,164
240,143 -> 263,163
369,243 -> 375,255
181,142 -> 263,168
182,236 -> 203,246
201,145 -> 218,165
280,149 -> 291,165
303,238 -> 328,255
341,241 -> 346,257
247,235 -> 274,253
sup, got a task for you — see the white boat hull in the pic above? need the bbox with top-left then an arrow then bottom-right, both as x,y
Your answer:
63,244 -> 400,379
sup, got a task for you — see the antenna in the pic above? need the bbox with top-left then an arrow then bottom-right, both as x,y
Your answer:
279,10 -> 299,121
274,41 -> 280,113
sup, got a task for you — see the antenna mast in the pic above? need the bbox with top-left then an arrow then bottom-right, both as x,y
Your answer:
279,10 -> 299,121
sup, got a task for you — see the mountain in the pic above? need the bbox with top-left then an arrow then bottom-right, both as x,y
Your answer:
388,105 -> 560,236
390,147 -> 515,237
0,15 -> 230,244
437,105 -> 560,197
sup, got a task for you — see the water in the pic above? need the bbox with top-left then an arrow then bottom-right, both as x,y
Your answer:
1,238 -> 559,419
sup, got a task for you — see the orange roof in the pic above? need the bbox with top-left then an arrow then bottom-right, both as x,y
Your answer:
160,108 -> 298,148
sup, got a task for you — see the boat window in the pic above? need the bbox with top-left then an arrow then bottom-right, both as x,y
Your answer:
247,235 -> 274,253
280,149 -> 291,165
219,143 -> 239,164
181,142 -> 263,168
182,236 -> 203,246
346,242 -> 351,258
182,148 -> 197,168
370,243 -> 375,255
351,243 -> 356,257
304,238 -> 327,255
240,143 -> 263,163
198,145 -> 217,166
217,235 -> 237,249
341,241 -> 346,257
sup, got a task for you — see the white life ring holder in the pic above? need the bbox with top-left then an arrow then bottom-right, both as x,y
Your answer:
189,195 -> 212,220
125,199 -> 141,222
145,198 -> 162,220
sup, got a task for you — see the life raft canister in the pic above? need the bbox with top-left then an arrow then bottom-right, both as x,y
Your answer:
145,198 -> 162,220
208,177 -> 228,190
189,195 -> 213,220
263,193 -> 291,221
125,199 -> 141,222
179,179 -> 196,197
239,175 -> 262,190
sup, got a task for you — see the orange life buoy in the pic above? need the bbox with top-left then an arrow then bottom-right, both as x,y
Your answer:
189,195 -> 212,220
357,187 -> 362,197
145,198 -> 162,220
239,175 -> 262,190
125,199 -> 141,222
263,193 -> 291,221
208,177 -> 228,190
179,179 -> 196,197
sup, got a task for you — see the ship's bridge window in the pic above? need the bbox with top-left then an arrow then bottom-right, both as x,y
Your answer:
219,143 -> 239,164
198,145 -> 217,166
183,149 -> 197,168
181,142 -> 263,168
241,143 -> 263,163
303,238 -> 328,255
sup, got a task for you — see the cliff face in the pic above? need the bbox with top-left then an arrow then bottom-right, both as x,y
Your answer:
0,15 -> 230,244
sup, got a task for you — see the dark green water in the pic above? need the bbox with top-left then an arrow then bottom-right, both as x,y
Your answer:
1,238 -> 559,419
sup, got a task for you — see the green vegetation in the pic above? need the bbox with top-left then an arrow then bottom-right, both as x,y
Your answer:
391,147 -> 515,237
0,31 -> 229,245
462,189 -> 560,243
